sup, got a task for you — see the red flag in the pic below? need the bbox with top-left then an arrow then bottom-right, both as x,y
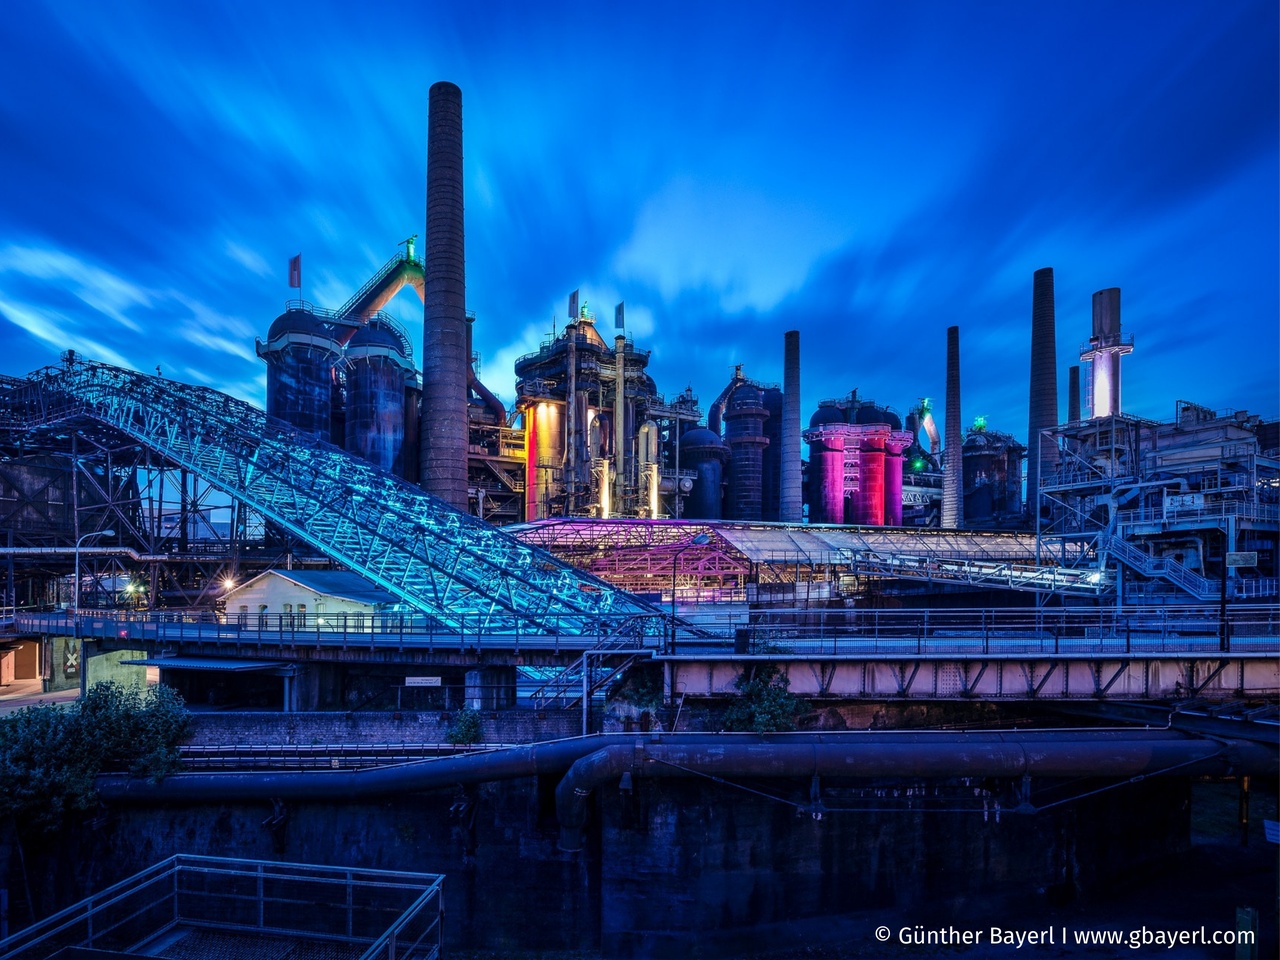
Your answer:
288,254 -> 301,289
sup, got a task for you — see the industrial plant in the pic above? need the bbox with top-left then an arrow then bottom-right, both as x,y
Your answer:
0,79 -> 1275,959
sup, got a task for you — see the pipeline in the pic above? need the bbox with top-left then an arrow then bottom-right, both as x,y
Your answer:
94,731 -> 1273,852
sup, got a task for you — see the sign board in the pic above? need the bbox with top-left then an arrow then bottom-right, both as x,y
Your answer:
405,676 -> 442,687
1264,820 -> 1279,844
1164,493 -> 1204,511
1225,552 -> 1257,568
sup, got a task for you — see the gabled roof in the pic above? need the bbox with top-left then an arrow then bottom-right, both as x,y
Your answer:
226,569 -> 398,606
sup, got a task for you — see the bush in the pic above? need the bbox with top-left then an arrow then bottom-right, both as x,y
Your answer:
0,681 -> 190,835
721,664 -> 805,733
607,662 -> 664,709
446,707 -> 483,745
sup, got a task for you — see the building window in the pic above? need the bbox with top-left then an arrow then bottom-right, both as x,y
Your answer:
258,604 -> 268,630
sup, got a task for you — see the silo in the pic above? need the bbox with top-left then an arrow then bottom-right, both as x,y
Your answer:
259,305 -> 341,441
722,385 -> 770,521
679,427 -> 729,520
761,385 -> 784,520
345,319 -> 414,473
805,406 -> 846,524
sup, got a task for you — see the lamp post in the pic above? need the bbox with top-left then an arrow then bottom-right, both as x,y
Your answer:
670,533 -> 710,655
73,528 -> 114,698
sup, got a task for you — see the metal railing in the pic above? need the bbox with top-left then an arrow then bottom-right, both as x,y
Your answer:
16,609 -> 667,652
0,855 -> 443,960
670,604 -> 1280,657
1116,500 -> 1279,527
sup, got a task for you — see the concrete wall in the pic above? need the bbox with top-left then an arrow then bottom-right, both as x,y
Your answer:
183,709 -> 583,745
7,774 -> 1191,958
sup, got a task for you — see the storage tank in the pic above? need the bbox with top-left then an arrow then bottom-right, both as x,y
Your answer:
258,305 -> 341,441
680,427 -> 729,520
722,385 -> 770,521
344,319 -> 414,473
805,406 -> 846,524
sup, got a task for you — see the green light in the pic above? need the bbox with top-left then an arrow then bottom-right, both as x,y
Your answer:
973,415 -> 987,431
912,458 -> 925,471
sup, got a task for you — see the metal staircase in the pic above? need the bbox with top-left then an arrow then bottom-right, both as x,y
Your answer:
0,358 -> 663,636
1105,536 -> 1215,600
529,645 -> 646,709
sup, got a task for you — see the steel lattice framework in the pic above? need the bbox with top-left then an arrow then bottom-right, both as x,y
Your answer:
0,358 -> 660,634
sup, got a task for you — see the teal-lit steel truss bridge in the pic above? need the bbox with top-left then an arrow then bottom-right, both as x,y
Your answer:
0,357 -> 662,636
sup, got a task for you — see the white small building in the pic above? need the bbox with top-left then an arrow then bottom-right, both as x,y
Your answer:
222,569 -> 399,629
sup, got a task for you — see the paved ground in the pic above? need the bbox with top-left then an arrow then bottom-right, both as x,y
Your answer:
0,678 -> 78,715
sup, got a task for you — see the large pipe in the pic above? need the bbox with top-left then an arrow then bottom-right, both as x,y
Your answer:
420,81 -> 469,510
96,730 -> 1265,806
614,335 -> 626,509
942,325 -> 963,528
1067,365 -> 1081,423
780,331 -> 802,523
553,735 -> 1268,850
1026,268 -> 1059,509
565,321 -> 577,508
464,315 -> 505,426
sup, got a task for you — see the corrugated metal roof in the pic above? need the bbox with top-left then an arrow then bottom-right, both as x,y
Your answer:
714,527 -> 1037,563
230,570 -> 398,606
122,657 -> 290,672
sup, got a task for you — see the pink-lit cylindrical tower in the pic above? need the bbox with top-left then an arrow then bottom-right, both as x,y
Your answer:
806,432 -> 846,524
854,436 -> 885,526
883,435 -> 910,526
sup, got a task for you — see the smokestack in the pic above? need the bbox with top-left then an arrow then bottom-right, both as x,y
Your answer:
420,81 -> 469,510
780,330 -> 802,523
1086,288 -> 1129,418
942,325 -> 963,528
1026,267 -> 1059,514
1067,365 -> 1081,423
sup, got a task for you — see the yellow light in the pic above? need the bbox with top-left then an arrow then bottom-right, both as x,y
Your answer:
222,578 -> 235,590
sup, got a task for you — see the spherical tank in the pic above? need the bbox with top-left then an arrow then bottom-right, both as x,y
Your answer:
263,307 -> 341,441
680,427 -> 728,520
722,386 -> 770,521
344,320 -> 412,474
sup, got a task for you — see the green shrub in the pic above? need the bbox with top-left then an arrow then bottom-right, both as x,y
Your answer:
446,707 -> 483,745
607,662 -> 664,709
0,681 -> 190,835
721,664 -> 805,733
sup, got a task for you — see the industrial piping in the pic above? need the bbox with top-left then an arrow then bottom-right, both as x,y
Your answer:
1026,268 -> 1059,509
420,81 -> 470,510
780,330 -> 802,522
95,731 -> 1272,853
942,325 -> 963,528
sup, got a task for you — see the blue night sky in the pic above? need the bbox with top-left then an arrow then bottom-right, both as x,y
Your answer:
1,3 -> 1276,445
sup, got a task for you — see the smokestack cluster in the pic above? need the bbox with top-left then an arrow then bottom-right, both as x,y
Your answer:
420,81 -> 469,510
779,330 -> 802,523
1089,288 -> 1124,417
942,325 -> 963,528
1026,267 -> 1059,513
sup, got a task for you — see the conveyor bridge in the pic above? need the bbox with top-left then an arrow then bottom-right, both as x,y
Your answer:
0,358 -> 661,635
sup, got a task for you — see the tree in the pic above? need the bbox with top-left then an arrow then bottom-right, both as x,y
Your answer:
0,682 -> 190,835
446,707 -> 483,745
721,664 -> 805,733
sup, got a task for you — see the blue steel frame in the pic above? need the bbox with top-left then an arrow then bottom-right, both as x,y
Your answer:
0,358 -> 664,635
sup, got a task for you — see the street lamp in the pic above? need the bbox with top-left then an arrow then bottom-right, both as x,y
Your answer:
670,533 -> 710,654
74,529 -> 115,612
73,528 -> 113,699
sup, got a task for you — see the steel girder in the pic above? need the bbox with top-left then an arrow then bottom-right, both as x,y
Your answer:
0,359 -> 660,634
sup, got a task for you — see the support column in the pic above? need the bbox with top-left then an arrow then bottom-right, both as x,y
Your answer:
942,325 -> 964,528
